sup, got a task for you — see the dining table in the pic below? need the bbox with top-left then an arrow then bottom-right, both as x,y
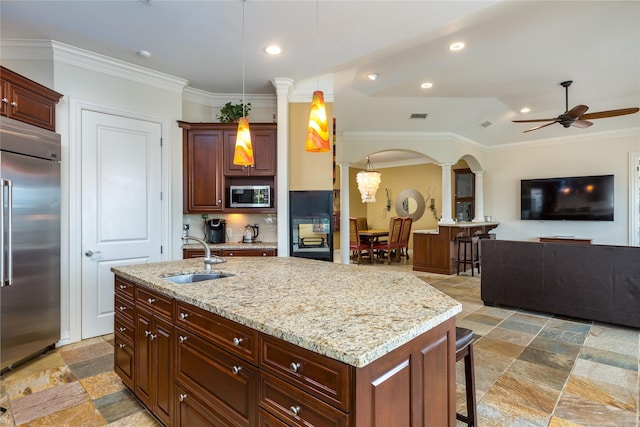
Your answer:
358,229 -> 389,263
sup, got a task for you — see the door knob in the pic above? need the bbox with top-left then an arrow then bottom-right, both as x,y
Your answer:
85,250 -> 102,257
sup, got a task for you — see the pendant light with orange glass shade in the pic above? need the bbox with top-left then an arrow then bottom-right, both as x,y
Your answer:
233,0 -> 254,166
305,0 -> 330,153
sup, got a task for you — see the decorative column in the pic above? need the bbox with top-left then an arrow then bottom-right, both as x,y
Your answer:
472,170 -> 485,222
339,162 -> 351,265
438,163 -> 455,224
272,78 -> 293,256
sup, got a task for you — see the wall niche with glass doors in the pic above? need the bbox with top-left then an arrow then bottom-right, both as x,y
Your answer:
454,168 -> 475,222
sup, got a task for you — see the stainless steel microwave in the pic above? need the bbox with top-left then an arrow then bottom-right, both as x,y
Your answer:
229,185 -> 271,208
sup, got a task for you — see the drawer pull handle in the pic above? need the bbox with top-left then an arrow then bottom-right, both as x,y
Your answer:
118,327 -> 126,332
147,298 -> 156,304
290,406 -> 301,416
179,312 -> 189,320
179,336 -> 188,343
232,337 -> 243,346
289,362 -> 301,373
144,330 -> 152,338
149,333 -> 157,340
179,393 -> 188,402
231,366 -> 242,375
119,284 -> 127,290
10,102 -> 17,107
1,98 -> 7,103
118,306 -> 127,311
118,343 -> 126,349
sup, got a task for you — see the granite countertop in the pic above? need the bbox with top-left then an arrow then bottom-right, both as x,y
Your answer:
438,221 -> 500,227
111,257 -> 461,368
183,241 -> 277,250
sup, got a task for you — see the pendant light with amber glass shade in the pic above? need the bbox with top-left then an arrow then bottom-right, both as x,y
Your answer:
305,0 -> 330,152
233,0 -> 254,166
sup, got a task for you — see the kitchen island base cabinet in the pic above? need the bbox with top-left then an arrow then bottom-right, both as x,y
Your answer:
114,275 -> 457,427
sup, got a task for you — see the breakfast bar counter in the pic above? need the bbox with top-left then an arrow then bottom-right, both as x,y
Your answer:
111,257 -> 461,426
413,221 -> 499,275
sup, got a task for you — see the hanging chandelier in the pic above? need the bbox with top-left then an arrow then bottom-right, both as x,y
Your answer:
233,0 -> 254,166
356,157 -> 381,203
305,0 -> 330,153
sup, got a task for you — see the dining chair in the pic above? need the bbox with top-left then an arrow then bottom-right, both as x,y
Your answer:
398,217 -> 413,261
372,217 -> 403,264
349,217 -> 369,264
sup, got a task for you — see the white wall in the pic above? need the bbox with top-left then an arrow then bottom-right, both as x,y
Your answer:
486,129 -> 640,245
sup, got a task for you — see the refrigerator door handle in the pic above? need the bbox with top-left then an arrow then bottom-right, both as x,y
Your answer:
0,178 -> 12,287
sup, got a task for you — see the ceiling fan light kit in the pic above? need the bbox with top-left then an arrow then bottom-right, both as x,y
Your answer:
512,80 -> 639,133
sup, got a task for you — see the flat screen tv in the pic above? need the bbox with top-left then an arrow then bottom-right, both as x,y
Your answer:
521,174 -> 614,221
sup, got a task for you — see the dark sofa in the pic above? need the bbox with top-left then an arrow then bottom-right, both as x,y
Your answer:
480,240 -> 640,328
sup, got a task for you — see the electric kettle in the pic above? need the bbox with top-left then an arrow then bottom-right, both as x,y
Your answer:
242,224 -> 259,243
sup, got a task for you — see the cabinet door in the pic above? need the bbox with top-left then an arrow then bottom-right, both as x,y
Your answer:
135,308 -> 154,408
176,383 -> 237,427
6,82 -> 57,131
154,315 -> 174,426
176,328 -> 258,427
183,130 -> 224,212
223,127 -> 276,176
0,80 -> 7,117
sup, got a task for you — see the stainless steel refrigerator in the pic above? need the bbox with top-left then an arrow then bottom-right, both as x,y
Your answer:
0,116 -> 61,372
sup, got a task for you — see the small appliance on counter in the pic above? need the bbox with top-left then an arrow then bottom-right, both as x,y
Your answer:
205,218 -> 226,243
242,224 -> 260,243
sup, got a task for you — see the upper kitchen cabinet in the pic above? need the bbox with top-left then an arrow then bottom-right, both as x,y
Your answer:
223,124 -> 277,176
0,66 -> 63,131
179,122 -> 224,213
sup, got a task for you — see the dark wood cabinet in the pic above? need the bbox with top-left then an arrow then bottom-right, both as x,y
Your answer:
134,287 -> 175,426
179,121 -> 277,214
181,126 -> 224,213
223,125 -> 277,176
114,278 -> 136,390
0,66 -> 63,131
114,275 -> 456,426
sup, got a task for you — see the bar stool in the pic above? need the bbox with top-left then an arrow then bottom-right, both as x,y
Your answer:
457,236 -> 480,276
456,327 -> 477,427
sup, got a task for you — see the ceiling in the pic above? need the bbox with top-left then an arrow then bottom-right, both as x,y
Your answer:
2,0 -> 639,157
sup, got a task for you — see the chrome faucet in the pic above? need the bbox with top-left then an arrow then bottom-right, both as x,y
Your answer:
182,235 -> 225,270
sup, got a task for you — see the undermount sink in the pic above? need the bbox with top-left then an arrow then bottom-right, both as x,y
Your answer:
163,272 -> 234,284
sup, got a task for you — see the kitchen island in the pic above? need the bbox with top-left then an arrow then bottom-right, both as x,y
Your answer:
112,257 -> 461,426
413,222 -> 499,275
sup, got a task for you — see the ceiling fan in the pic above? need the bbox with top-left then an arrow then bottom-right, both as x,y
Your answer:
512,80 -> 639,133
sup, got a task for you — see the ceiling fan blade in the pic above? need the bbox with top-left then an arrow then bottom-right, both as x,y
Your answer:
566,105 -> 589,118
523,121 -> 556,133
571,120 -> 593,129
580,107 -> 640,120
513,118 -> 557,123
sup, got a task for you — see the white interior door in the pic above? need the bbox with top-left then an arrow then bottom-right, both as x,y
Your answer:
81,110 -> 162,338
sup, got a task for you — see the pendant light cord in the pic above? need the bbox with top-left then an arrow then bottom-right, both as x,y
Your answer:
316,0 -> 320,89
242,0 -> 246,117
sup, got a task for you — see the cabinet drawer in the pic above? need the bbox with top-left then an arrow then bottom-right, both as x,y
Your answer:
176,327 -> 257,427
114,315 -> 135,343
115,277 -> 135,298
222,249 -> 276,257
114,293 -> 134,323
114,334 -> 135,390
136,287 -> 173,320
260,372 -> 349,427
260,335 -> 352,411
176,301 -> 258,364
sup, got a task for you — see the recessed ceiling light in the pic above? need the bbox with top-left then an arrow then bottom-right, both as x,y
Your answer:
264,45 -> 282,55
366,73 -> 379,81
136,50 -> 151,58
520,107 -> 531,113
420,82 -> 433,89
449,41 -> 465,51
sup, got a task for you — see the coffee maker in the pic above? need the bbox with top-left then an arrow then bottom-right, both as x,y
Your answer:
205,219 -> 226,243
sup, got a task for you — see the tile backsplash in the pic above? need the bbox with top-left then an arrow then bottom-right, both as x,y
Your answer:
183,213 -> 278,243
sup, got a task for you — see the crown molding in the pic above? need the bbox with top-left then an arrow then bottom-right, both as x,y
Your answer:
183,87 -> 275,109
1,39 -> 188,93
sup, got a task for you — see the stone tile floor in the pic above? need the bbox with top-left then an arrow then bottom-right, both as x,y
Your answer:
0,265 -> 638,426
